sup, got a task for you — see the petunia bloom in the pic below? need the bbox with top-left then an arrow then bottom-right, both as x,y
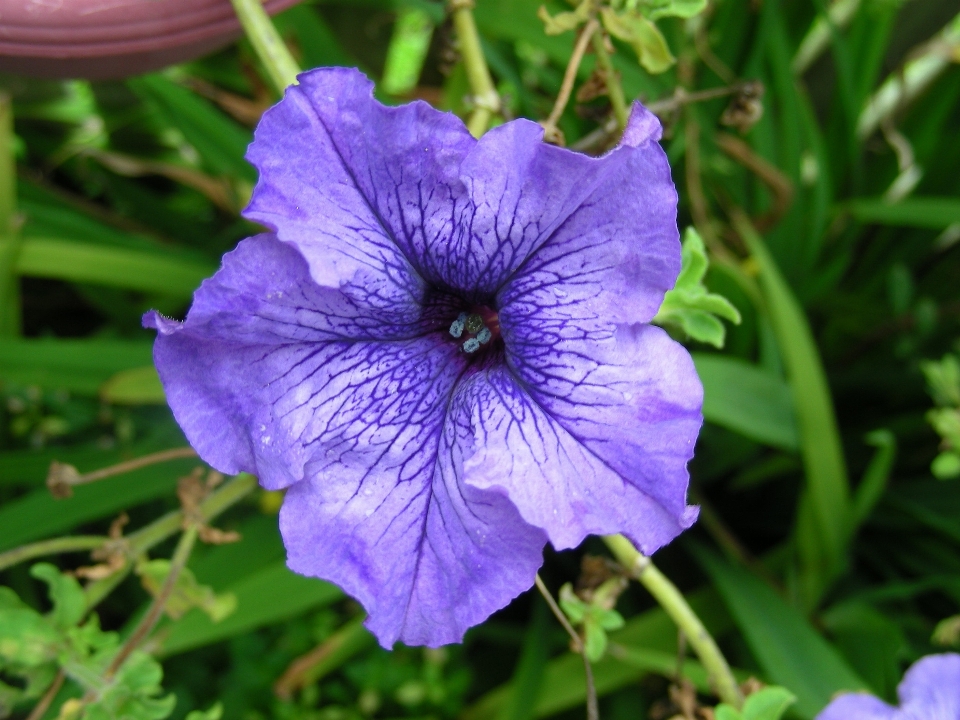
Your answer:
816,653 -> 960,719
144,68 -> 702,647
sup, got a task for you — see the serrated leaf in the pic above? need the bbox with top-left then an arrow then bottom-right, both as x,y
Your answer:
138,560 -> 237,622
84,651 -> 175,720
537,2 -> 590,35
30,563 -> 86,629
600,9 -> 675,73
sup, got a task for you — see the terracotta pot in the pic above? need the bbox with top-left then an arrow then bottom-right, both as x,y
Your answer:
0,0 -> 301,79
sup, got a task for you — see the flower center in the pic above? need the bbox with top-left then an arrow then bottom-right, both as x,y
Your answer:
448,305 -> 500,354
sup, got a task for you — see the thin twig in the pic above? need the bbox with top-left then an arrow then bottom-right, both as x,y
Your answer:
534,574 -> 599,720
591,31 -> 629,131
26,669 -> 64,720
47,447 -> 197,498
541,19 -> 600,144
103,525 -> 198,679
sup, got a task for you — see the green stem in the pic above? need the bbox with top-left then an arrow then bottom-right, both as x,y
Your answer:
590,33 -> 629,131
0,92 -> 21,337
0,536 -> 107,573
104,525 -> 198,679
603,534 -> 744,709
229,0 -> 302,95
83,473 -> 257,611
450,1 -> 500,137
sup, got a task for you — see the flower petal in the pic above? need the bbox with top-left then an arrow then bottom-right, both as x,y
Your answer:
245,67 -> 474,295
815,694 -> 898,720
457,326 -> 700,552
280,376 -> 547,647
488,102 -> 679,325
898,653 -> 960,719
449,102 -> 677,312
144,234 -> 457,490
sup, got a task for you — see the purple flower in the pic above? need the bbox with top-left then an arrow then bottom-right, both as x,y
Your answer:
816,653 -> 960,719
144,68 -> 702,647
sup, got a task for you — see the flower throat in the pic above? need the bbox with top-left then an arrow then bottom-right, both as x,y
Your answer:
449,306 -> 500,354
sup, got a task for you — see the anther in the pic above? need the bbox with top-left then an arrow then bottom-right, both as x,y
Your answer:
463,338 -> 480,353
449,312 -> 467,338
477,327 -> 491,344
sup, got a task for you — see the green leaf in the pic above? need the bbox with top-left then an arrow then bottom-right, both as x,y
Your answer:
655,228 -> 742,348
84,651 -> 175,720
735,214 -> 851,609
600,9 -> 675,74
932,451 -> 960,479
741,686 -> 797,720
693,354 -> 799,450
693,547 -> 867,719
159,561 -> 342,656
921,354 -> 960,407
582,619 -> 607,663
647,0 -> 708,20
498,600 -> 550,720
557,583 -> 586,624
851,430 -> 896,525
100,366 -> 166,405
30,563 -> 86,629
0,606 -> 61,667
381,7 -> 435,95
537,2 -> 590,35
137,560 -> 237,622
186,703 -> 223,720
15,237 -> 213,297
0,338 -> 154,395
848,197 -> 960,229
128,74 -> 255,182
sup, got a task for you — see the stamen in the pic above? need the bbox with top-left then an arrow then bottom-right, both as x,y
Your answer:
463,338 -> 481,353
449,312 -> 467,338
477,327 -> 491,344
465,314 -> 484,334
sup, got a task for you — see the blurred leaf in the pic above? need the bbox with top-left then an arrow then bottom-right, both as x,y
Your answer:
537,1 -> 590,35
647,0 -> 707,20
127,74 -> 255,182
851,430 -> 896,525
600,9 -> 675,73
715,686 -> 796,720
15,237 -> 213,297
83,651 -> 175,720
159,561 -> 342,656
734,212 -> 851,609
820,601 -> 904,699
185,703 -> 223,720
693,354 -> 798,450
101,366 -> 165,406
497,599 -> 550,720
655,228 -> 742,348
694,547 -> 868,719
381,7 -> 435,95
0,339 -> 153,395
848,197 -> 960,229
137,560 -> 236,622
30,563 -> 86,629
